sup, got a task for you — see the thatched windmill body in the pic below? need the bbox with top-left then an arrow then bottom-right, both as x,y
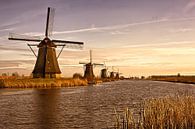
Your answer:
8,7 -> 84,78
101,62 -> 108,78
80,50 -> 103,80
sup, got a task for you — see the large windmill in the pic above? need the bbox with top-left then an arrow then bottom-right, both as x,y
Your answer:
8,7 -> 84,78
79,50 -> 103,80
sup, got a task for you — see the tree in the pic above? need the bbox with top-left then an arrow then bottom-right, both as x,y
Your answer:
2,73 -> 7,76
73,73 -> 83,79
12,72 -> 19,77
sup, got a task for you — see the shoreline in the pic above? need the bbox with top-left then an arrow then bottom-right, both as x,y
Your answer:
0,78 -> 88,88
0,78 -> 120,88
149,76 -> 195,85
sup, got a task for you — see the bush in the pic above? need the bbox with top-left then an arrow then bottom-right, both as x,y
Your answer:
73,73 -> 83,79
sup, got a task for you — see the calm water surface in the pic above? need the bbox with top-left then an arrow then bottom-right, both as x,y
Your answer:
0,80 -> 194,129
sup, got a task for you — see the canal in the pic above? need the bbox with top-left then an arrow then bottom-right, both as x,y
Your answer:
0,80 -> 194,129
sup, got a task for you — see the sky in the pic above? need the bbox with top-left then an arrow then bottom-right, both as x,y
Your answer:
1,0 -> 195,77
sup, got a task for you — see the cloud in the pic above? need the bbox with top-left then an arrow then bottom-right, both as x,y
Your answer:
121,41 -> 195,48
12,16 -> 195,37
169,28 -> 193,33
110,30 -> 128,35
51,17 -> 195,35
52,18 -> 168,35
0,21 -> 20,33
0,28 -> 15,32
0,66 -> 25,70
183,0 -> 195,13
0,46 -> 29,52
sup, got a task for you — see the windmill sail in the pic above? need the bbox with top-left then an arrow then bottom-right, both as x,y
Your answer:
52,39 -> 84,45
8,33 -> 41,42
53,39 -> 84,49
45,7 -> 55,37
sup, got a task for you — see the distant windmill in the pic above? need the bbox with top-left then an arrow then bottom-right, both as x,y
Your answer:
8,7 -> 84,78
108,66 -> 122,79
101,62 -> 108,78
79,50 -> 103,80
115,68 -> 122,79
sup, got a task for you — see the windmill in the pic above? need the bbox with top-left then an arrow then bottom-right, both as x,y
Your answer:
115,68 -> 122,79
108,66 -> 115,79
108,66 -> 122,79
8,7 -> 84,78
79,50 -> 103,80
101,62 -> 108,78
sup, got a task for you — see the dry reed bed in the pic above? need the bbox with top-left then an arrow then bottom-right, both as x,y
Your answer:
114,96 -> 195,129
0,78 -> 88,88
151,76 -> 195,84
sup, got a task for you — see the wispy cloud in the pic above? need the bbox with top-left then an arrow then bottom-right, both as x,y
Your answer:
0,46 -> 28,52
0,21 -> 20,33
169,28 -> 193,33
52,17 -> 195,35
13,17 -> 195,37
183,0 -> 195,13
53,18 -> 168,35
0,28 -> 15,32
0,66 -> 25,70
121,41 -> 195,48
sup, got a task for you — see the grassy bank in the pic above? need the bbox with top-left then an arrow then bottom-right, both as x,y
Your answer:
0,78 -> 88,88
114,96 -> 195,129
150,76 -> 195,84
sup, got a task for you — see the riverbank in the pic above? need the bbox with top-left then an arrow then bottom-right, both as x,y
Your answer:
150,75 -> 195,84
0,78 -> 88,88
114,95 -> 195,129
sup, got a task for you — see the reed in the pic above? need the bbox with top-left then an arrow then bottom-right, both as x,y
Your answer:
114,96 -> 195,129
0,78 -> 88,88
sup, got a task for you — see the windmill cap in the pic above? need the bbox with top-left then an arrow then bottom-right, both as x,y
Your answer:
38,37 -> 56,47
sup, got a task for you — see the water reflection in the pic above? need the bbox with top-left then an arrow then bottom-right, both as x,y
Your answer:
34,89 -> 61,129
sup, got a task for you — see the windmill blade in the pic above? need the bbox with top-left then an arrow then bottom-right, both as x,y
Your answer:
45,7 -> 55,37
52,40 -> 84,49
53,39 -> 84,49
55,43 -> 83,49
52,39 -> 84,45
8,33 -> 42,42
90,50 -> 92,64
93,63 -> 104,66
63,43 -> 83,49
79,62 -> 88,64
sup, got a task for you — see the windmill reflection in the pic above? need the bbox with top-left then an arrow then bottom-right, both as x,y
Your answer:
34,89 -> 61,129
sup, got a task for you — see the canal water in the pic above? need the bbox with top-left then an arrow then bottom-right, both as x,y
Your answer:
0,80 -> 194,129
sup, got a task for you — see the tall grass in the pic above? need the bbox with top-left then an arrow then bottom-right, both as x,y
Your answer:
114,96 -> 195,129
0,78 -> 88,88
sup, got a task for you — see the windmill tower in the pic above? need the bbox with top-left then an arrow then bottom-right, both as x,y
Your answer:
101,62 -> 108,78
110,72 -> 115,79
8,7 -> 84,78
115,68 -> 122,79
101,69 -> 107,78
80,50 -> 103,80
